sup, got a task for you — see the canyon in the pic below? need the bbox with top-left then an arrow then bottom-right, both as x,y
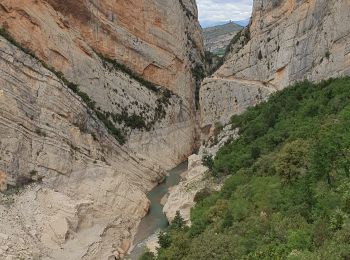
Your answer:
0,0 -> 203,259
170,0 -> 350,245
0,0 -> 350,259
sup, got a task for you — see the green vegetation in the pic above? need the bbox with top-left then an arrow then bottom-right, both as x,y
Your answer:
192,64 -> 206,109
150,77 -> 350,259
204,51 -> 224,76
35,128 -> 47,137
179,0 -> 195,19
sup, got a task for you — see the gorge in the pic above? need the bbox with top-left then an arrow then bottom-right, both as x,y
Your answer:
0,0 -> 350,259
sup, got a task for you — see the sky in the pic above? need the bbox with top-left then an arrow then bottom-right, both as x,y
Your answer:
197,0 -> 253,27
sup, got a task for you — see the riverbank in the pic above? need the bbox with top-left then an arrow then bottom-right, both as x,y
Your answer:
127,162 -> 188,259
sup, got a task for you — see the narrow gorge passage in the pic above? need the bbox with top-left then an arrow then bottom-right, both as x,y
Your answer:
1,0 -> 349,259
127,161 -> 188,259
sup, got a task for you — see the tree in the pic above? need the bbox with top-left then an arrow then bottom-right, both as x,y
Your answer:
171,211 -> 185,230
158,232 -> 171,249
274,140 -> 310,183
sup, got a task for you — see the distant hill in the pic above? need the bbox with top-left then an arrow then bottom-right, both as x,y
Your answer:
200,19 -> 249,29
203,22 -> 243,56
234,18 -> 250,27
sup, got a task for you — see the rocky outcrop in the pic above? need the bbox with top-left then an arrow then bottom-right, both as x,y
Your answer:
163,154 -> 208,223
201,0 -> 350,127
0,0 -> 205,168
163,124 -> 239,223
0,0 -> 206,258
0,34 -> 168,259
200,77 -> 276,127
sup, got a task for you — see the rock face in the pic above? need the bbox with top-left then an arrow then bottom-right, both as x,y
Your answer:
0,35 -> 164,260
200,77 -> 276,127
0,171 -> 6,192
163,154 -> 208,223
163,124 -> 239,223
0,0 -> 205,168
200,0 -> 350,127
0,0 -> 204,259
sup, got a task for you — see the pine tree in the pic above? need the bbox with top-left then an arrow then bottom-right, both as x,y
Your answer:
171,211 -> 185,230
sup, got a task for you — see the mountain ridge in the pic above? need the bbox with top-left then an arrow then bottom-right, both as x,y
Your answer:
203,22 -> 243,56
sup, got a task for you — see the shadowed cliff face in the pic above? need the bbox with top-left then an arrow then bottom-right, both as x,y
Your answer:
44,0 -> 91,24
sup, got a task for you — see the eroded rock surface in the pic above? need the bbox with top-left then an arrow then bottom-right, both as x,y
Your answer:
0,35 -> 165,260
0,0 -> 205,168
200,77 -> 276,126
163,124 -> 239,223
0,1 -> 205,257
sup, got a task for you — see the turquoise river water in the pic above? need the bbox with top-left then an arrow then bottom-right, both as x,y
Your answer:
127,161 -> 188,259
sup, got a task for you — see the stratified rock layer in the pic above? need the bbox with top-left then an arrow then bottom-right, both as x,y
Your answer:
0,0 -> 204,168
0,0 -> 205,258
200,77 -> 276,126
0,35 -> 165,260
0,2 -> 204,256
201,0 -> 350,127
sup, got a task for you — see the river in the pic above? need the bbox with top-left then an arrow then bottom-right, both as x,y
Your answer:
127,161 -> 188,259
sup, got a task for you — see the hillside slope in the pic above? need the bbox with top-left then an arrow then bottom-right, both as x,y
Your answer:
155,77 -> 350,260
203,22 -> 243,56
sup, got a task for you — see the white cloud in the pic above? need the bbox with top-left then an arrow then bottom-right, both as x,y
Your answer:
197,0 -> 253,26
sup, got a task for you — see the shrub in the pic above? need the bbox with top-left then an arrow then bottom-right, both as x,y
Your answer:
194,188 -> 212,203
202,155 -> 214,171
170,211 -> 185,230
35,128 -> 46,137
16,175 -> 34,187
139,251 -> 155,260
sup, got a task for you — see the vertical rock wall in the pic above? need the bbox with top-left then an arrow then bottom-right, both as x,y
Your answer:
200,0 -> 350,127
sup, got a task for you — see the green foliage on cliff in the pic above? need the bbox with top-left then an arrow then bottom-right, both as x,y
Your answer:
154,77 -> 350,259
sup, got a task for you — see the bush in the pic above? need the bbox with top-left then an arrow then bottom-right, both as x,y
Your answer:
194,188 -> 212,203
138,251 -> 155,260
170,211 -> 185,230
202,155 -> 214,171
16,175 -> 34,187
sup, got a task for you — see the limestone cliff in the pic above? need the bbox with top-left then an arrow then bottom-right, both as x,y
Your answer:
0,34 -> 166,260
0,0 -> 205,168
200,0 -> 350,127
0,0 -> 204,259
